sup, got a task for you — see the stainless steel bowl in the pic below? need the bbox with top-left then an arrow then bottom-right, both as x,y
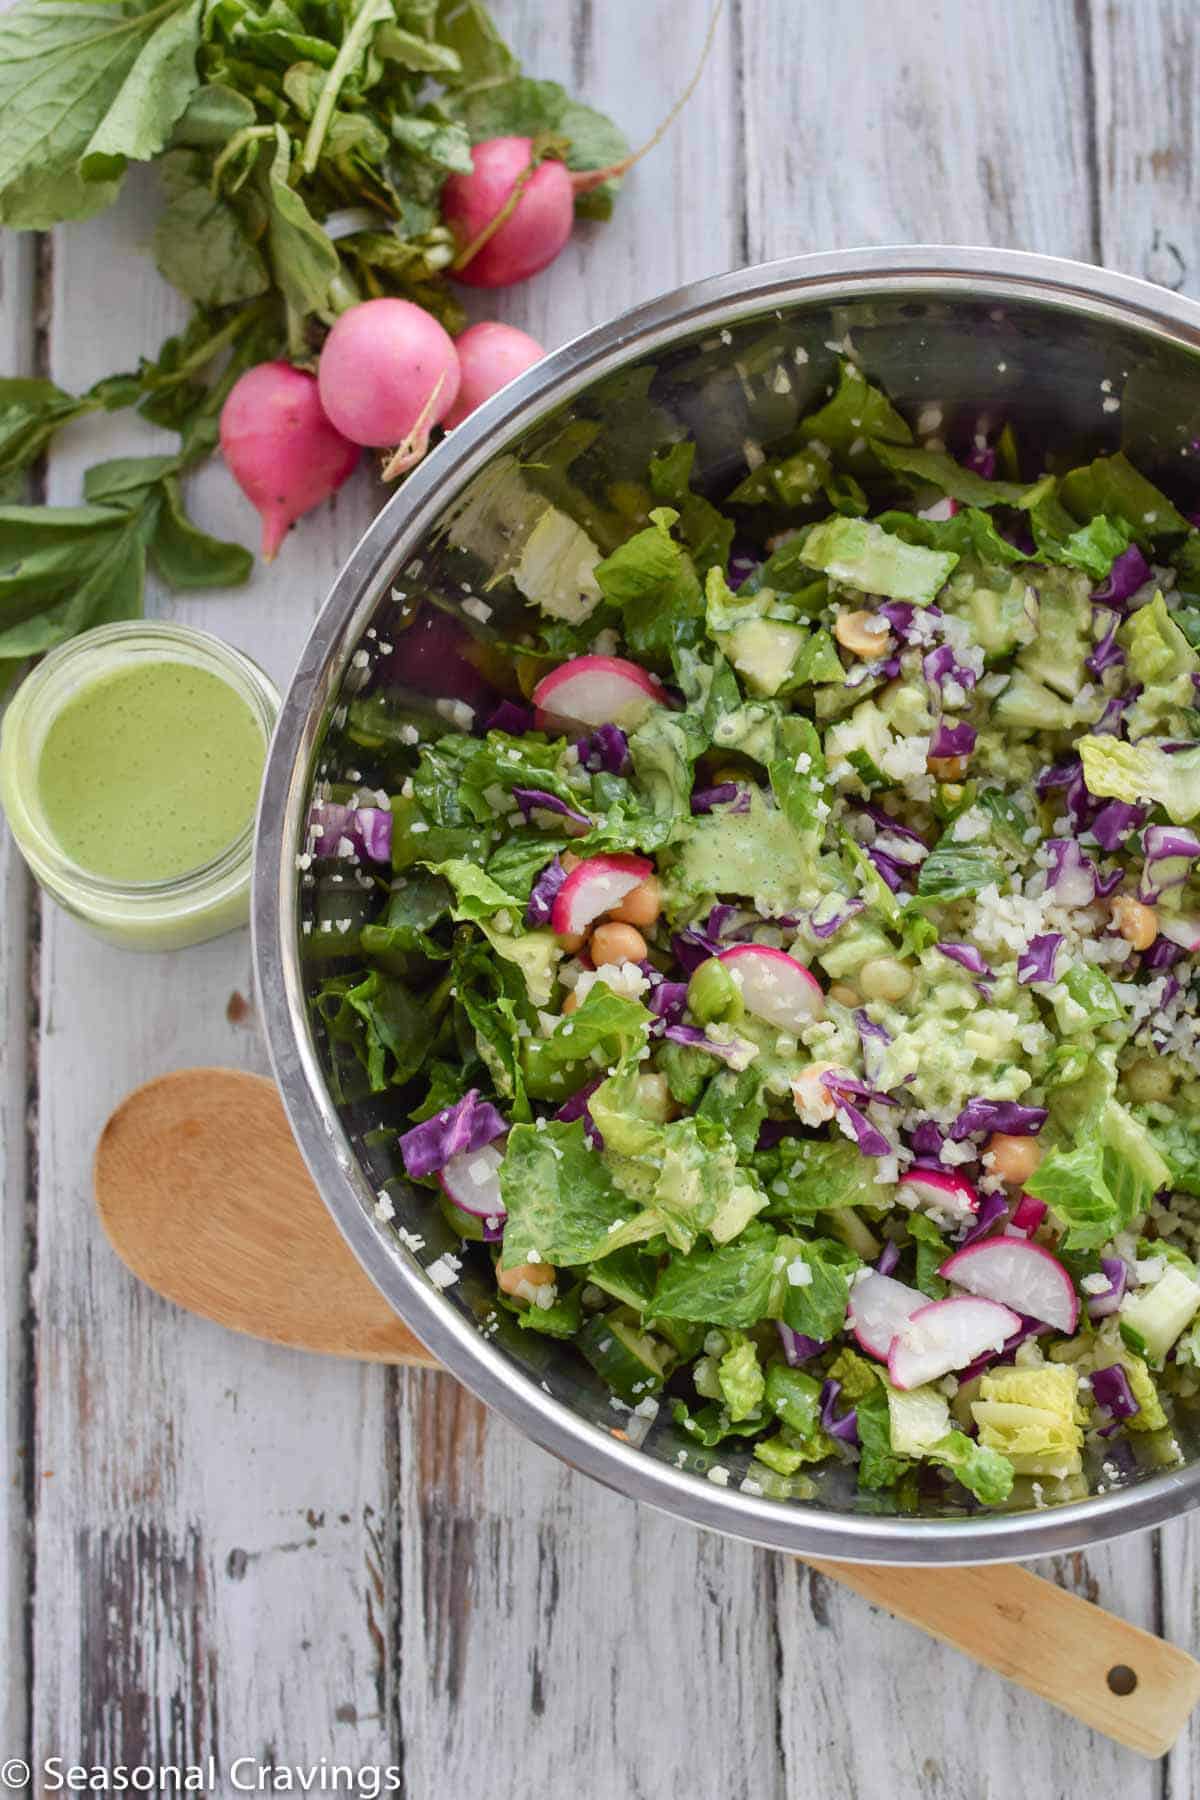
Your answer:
255,246 -> 1200,1563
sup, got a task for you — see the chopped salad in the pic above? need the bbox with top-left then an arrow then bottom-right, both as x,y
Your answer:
305,355 -> 1200,1513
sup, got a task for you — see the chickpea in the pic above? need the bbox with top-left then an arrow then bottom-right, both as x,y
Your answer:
834,609 -> 894,658
556,929 -> 587,953
561,989 -> 580,1016
560,851 -> 581,874
1125,1058 -> 1175,1105
711,765 -> 746,785
827,982 -> 861,1008
1111,895 -> 1158,951
792,1062 -> 838,1125
636,1071 -> 679,1122
985,1132 -> 1043,1187
858,956 -> 913,1003
590,921 -> 648,967
609,874 -> 662,929
497,1259 -> 557,1297
927,753 -> 971,781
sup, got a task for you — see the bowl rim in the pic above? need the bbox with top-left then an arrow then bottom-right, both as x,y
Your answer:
254,244 -> 1200,1563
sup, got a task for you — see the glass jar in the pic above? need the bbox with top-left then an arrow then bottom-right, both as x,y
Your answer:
0,622 -> 279,951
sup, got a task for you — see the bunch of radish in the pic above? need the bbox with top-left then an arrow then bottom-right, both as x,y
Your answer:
218,12 -> 724,560
220,304 -> 548,555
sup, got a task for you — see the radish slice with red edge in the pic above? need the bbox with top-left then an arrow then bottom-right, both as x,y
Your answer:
888,1295 -> 1021,1390
847,1272 -> 926,1362
717,944 -> 825,1032
938,1236 -> 1079,1332
896,1167 -> 980,1225
1010,1193 -> 1047,1236
1160,912 -> 1200,952
533,656 -> 665,731
550,854 -> 654,936
438,1142 -> 506,1220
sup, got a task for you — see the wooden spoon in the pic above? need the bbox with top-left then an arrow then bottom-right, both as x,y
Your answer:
95,1066 -> 1200,1758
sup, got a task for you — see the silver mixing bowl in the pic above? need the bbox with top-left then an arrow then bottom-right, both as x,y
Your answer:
255,246 -> 1200,1563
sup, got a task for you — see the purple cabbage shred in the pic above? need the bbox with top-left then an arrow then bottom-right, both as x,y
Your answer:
936,942 -> 993,978
778,1323 -> 826,1366
1016,933 -> 1063,985
526,855 -> 567,928
485,699 -> 535,736
691,782 -> 751,814
574,723 -> 631,776
819,1378 -> 861,1445
399,1090 -> 508,1179
1091,545 -> 1150,606
949,1098 -> 1047,1140
1091,1363 -> 1140,1421
512,787 -> 592,832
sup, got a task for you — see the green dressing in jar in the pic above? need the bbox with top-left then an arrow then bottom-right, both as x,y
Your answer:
0,622 -> 279,950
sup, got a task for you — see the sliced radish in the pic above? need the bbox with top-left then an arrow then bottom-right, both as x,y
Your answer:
1010,1193 -> 1047,1236
550,853 -> 654,936
438,1142 -> 507,1220
896,1167 -> 980,1226
717,944 -> 825,1032
533,655 -> 665,730
888,1295 -> 1021,1390
939,1236 -> 1079,1333
847,1272 -> 926,1361
1160,912 -> 1200,952
917,496 -> 960,522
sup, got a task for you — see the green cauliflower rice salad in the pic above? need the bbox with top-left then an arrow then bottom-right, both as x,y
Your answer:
303,354 -> 1200,1513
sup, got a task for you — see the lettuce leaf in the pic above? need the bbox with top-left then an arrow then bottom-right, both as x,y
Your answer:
801,514 -> 957,606
757,1136 -> 882,1218
870,440 -> 1032,507
718,1335 -> 766,1421
929,1430 -> 1014,1503
1078,736 -> 1200,825
1025,1138 -> 1151,1251
498,1119 -> 633,1267
780,1238 -> 861,1341
1058,451 -> 1189,546
857,1385 -> 911,1490
522,985 -> 651,1103
648,440 -> 734,575
651,1224 -> 780,1328
594,506 -> 705,676
798,359 -> 912,457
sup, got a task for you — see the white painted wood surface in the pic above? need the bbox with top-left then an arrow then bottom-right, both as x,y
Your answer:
1,2 -> 1199,1795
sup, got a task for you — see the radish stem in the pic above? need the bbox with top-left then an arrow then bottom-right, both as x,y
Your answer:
571,0 -> 724,195
301,0 -> 393,177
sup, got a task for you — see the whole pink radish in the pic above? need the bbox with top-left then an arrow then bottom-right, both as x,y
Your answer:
219,361 -> 360,561
443,321 -> 546,427
441,138 -> 574,289
443,11 -> 721,287
317,298 -> 461,479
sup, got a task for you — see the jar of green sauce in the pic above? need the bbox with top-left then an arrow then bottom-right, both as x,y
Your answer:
0,621 -> 279,950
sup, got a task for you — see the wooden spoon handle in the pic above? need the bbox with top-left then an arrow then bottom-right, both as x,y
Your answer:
803,1558 -> 1200,1757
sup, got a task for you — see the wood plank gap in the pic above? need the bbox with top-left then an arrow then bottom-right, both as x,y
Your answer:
381,1363 -> 408,1784
730,0 -> 751,268
1073,0 -> 1104,262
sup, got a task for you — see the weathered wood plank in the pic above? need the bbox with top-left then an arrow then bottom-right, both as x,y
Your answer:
740,4 -> 1161,1792
391,1372 -> 782,1800
741,0 -> 1096,263
29,172 -> 394,1774
1089,6 -> 1200,1792
0,223 -> 36,1777
1091,0 -> 1200,293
